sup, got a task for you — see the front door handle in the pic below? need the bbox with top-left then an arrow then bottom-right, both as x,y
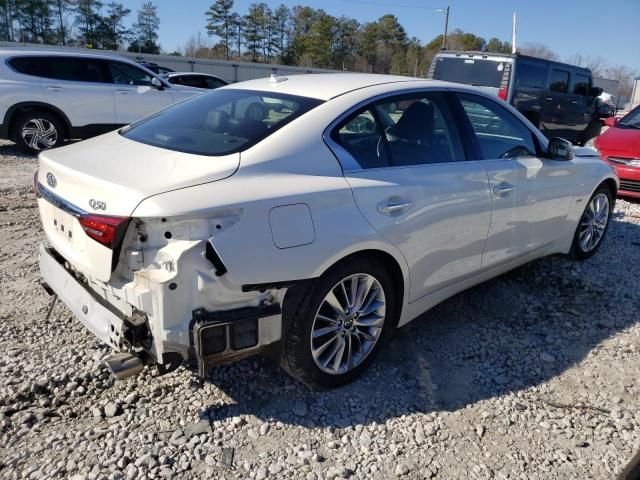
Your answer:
47,86 -> 63,92
115,89 -> 130,94
492,183 -> 515,197
545,96 -> 553,101
377,199 -> 413,215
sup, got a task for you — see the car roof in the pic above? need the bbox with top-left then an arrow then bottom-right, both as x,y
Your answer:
226,73 -> 457,101
0,48 -> 142,64
167,72 -> 222,78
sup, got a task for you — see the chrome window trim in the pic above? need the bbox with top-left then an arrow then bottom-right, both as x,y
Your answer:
37,182 -> 88,218
322,85 -> 547,173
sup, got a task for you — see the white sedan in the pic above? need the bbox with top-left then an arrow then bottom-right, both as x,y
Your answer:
35,73 -> 618,389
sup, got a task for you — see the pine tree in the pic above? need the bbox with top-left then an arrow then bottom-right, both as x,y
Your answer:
129,1 -> 160,53
205,0 -> 234,61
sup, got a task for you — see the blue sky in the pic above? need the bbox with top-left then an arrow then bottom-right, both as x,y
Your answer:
120,0 -> 640,71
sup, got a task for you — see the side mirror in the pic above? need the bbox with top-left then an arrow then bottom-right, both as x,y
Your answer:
151,77 -> 164,90
590,86 -> 603,97
547,137 -> 574,161
604,116 -> 618,128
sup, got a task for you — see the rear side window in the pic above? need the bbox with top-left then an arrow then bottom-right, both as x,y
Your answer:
549,69 -> 569,93
516,63 -> 546,89
456,93 -> 537,159
573,74 -> 591,96
332,92 -> 464,168
8,56 -> 47,76
121,89 -> 323,156
174,75 -> 205,88
9,56 -> 109,83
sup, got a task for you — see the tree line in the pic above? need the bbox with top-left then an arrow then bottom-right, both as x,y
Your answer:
0,0 -> 160,53
0,0 -> 636,97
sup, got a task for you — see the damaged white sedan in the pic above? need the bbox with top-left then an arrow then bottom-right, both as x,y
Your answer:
36,73 -> 618,389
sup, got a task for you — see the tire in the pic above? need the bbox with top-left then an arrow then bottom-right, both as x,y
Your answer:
11,110 -> 65,153
570,185 -> 614,260
281,256 -> 397,389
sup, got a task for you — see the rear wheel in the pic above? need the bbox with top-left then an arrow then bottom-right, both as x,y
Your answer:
570,186 -> 613,260
12,110 -> 64,153
282,257 -> 396,389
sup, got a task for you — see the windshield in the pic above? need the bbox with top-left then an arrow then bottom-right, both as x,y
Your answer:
121,89 -> 323,155
618,107 -> 640,129
431,56 -> 507,88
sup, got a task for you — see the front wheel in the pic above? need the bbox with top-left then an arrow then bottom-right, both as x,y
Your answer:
570,186 -> 614,260
282,257 -> 396,389
12,111 -> 64,153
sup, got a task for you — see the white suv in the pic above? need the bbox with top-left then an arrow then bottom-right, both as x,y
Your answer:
0,49 -> 201,153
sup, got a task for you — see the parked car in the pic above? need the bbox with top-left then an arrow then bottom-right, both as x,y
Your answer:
427,51 -> 611,145
35,74 -> 618,388
590,105 -> 640,198
0,50 -> 201,153
163,72 -> 228,90
138,62 -> 174,75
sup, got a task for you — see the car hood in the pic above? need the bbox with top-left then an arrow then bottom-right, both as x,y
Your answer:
37,130 -> 239,217
596,126 -> 640,156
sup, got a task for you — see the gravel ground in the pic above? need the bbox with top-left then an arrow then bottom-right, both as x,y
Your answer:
1,140 -> 639,480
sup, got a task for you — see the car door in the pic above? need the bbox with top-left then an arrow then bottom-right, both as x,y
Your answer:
570,72 -> 594,141
105,60 -> 173,124
330,91 -> 492,302
454,92 -> 575,269
40,56 -> 116,128
541,67 -> 573,140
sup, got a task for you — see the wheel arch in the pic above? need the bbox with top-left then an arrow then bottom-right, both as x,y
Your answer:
283,246 -> 409,333
3,102 -> 72,141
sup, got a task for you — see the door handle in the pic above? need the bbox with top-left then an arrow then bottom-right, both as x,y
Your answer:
377,199 -> 413,215
570,100 -> 578,104
115,89 -> 130,94
46,86 -> 63,92
492,183 -> 515,197
545,96 -> 553,101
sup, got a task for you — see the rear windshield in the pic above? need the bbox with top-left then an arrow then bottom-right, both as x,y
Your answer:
432,56 -> 507,88
120,89 -> 323,156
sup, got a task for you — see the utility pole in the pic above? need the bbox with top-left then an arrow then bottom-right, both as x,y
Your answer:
511,11 -> 517,54
437,6 -> 450,50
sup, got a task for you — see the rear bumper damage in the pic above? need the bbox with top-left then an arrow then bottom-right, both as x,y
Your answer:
38,243 -> 284,378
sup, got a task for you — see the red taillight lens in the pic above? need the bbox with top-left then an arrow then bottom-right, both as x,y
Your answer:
498,87 -> 508,101
78,214 -> 128,249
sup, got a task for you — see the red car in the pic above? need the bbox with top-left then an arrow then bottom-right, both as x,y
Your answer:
594,105 -> 640,199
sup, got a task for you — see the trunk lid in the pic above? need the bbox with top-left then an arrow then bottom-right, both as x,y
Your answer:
37,130 -> 239,281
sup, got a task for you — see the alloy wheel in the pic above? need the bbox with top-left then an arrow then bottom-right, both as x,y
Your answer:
21,118 -> 58,151
310,273 -> 386,375
578,193 -> 610,252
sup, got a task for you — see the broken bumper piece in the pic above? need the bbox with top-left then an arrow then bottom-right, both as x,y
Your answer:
192,303 -> 282,376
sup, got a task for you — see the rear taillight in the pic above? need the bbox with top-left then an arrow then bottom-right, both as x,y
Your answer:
498,87 -> 508,101
78,214 -> 128,249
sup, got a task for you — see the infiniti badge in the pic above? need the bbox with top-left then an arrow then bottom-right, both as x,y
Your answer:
46,172 -> 57,188
89,199 -> 106,211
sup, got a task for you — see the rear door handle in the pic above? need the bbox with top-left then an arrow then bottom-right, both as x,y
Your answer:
47,86 -> 63,92
545,96 -> 553,101
377,199 -> 413,215
115,89 -> 130,94
492,183 -> 515,197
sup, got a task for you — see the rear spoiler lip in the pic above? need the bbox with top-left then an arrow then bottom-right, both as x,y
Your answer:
36,182 -> 88,218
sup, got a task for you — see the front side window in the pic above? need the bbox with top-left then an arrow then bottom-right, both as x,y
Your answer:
573,74 -> 591,96
121,89 -> 322,155
457,93 -> 537,159
332,92 -> 464,169
549,69 -> 569,93
205,77 -> 227,89
107,61 -> 154,86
